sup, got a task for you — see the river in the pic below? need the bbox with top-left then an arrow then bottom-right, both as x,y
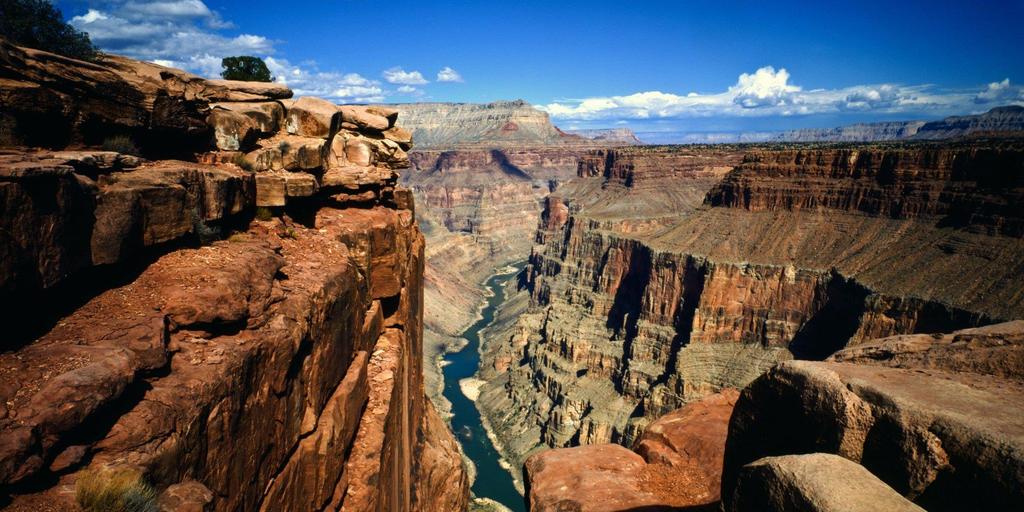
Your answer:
441,265 -> 526,512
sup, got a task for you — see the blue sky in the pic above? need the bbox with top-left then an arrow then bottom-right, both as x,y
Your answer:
56,0 -> 1024,135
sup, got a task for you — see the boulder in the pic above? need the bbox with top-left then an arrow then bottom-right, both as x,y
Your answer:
284,97 -> 340,138
729,454 -> 925,512
721,360 -> 1024,512
206,108 -> 257,151
633,388 -> 739,501
158,481 -> 215,512
382,125 -> 413,150
525,444 -> 664,512
210,101 -> 285,134
339,105 -> 389,132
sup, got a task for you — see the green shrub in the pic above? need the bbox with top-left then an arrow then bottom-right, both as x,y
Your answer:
279,227 -> 297,239
255,206 -> 274,221
76,468 -> 158,512
101,135 -> 140,156
227,232 -> 249,242
233,153 -> 253,172
278,141 -> 291,155
0,0 -> 99,61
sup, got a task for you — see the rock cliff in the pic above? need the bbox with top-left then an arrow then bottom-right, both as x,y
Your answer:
476,141 -> 1024,483
0,42 -> 468,511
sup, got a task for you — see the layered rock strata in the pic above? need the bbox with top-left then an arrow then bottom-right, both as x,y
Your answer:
477,142 -> 1024,481
381,101 -> 586,148
525,322 -> 1024,512
0,43 -> 467,511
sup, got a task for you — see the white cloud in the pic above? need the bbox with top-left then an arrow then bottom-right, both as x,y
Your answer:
69,1 -> 273,73
975,78 -> 1024,104
539,65 -> 1018,122
74,9 -> 108,23
436,66 -> 464,83
730,66 -> 800,108
382,67 -> 428,85
264,57 -> 384,103
67,1 -> 402,102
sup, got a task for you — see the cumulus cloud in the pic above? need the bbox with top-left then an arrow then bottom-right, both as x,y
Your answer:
730,66 -> 801,108
839,84 -> 905,111
436,66 -> 464,83
382,67 -> 428,85
974,79 -> 1024,104
539,65 -> 1015,122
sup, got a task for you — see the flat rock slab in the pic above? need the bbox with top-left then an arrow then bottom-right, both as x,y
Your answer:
829,320 -> 1024,381
730,453 -> 924,512
722,360 -> 1024,512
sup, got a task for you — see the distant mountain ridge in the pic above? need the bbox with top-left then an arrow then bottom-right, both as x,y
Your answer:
566,128 -> 644,145
770,121 -> 927,142
913,105 -> 1024,140
379,100 -> 586,147
640,106 -> 1024,144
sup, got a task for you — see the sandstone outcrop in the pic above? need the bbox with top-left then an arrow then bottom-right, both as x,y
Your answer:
0,42 -> 467,511
477,141 -> 1024,484
524,389 -> 738,510
721,345 -> 1024,511
729,454 -> 925,512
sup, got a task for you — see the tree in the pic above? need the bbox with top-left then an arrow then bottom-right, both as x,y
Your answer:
0,0 -> 98,61
220,56 -> 273,82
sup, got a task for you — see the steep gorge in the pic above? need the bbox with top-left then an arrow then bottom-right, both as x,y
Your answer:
475,142 -> 1024,482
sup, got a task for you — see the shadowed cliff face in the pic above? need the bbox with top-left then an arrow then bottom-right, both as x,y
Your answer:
0,43 -> 468,511
475,142 -> 1024,480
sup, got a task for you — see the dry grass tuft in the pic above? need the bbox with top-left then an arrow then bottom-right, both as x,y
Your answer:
76,467 -> 158,512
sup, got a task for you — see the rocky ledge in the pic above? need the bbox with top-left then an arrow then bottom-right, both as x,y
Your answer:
0,42 -> 467,511
527,321 -> 1024,511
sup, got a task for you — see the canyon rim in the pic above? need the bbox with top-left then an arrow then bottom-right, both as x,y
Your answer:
2,1 -> 1024,511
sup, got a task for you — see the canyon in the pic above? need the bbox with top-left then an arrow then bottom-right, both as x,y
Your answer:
0,41 -> 468,511
379,92 -> 1024,510
1,31 -> 1023,512
470,140 -> 1024,506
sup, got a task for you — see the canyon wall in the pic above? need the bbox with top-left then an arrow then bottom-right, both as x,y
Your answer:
0,42 -> 468,511
476,141 -> 1024,481
402,145 -> 585,413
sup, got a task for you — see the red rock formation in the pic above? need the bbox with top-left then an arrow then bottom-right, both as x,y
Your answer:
0,43 -> 467,511
707,146 -> 1024,237
477,142 -> 1024,485
526,389 -> 739,510
722,322 -> 1024,512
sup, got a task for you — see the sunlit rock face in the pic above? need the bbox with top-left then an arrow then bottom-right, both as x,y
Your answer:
0,41 -> 468,512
